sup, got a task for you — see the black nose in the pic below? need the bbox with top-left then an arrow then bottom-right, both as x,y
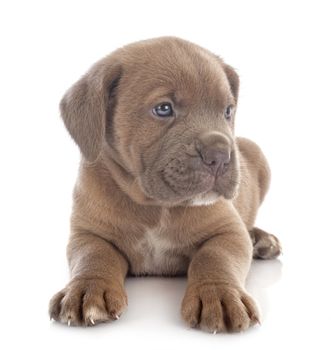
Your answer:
199,148 -> 231,175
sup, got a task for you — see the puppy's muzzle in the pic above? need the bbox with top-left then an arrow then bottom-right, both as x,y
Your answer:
195,131 -> 232,176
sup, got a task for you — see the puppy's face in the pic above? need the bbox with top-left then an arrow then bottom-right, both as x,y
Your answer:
61,38 -> 240,206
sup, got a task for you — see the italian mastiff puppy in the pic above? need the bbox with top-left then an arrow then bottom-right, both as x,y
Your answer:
49,37 -> 281,333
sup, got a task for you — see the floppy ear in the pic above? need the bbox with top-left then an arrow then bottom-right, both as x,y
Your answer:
223,63 -> 240,103
60,58 -> 121,162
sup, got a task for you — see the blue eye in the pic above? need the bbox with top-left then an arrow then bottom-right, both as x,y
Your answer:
152,103 -> 174,117
224,105 -> 233,120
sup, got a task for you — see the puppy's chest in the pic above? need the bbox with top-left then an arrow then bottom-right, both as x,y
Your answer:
131,214 -> 193,275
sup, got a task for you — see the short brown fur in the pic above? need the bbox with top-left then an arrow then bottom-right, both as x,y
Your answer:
49,37 -> 281,332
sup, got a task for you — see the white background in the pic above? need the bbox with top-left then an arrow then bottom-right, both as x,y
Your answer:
0,0 -> 330,349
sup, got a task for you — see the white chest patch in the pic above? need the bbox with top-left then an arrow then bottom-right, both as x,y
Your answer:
142,229 -> 174,268
135,210 -> 188,275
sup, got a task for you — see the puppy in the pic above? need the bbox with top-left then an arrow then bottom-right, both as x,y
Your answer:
49,37 -> 281,332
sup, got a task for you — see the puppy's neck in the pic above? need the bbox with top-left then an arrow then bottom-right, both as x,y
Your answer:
98,150 -> 159,206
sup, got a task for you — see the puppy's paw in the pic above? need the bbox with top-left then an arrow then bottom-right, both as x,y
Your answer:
250,227 -> 282,260
49,278 -> 127,327
181,282 -> 260,333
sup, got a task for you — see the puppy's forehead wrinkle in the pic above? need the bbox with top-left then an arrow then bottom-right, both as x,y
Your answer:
120,38 -> 230,104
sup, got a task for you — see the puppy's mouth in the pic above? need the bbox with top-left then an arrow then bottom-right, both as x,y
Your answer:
161,169 -> 215,197
139,153 -> 239,206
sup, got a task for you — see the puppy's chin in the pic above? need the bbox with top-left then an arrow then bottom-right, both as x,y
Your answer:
189,191 -> 221,206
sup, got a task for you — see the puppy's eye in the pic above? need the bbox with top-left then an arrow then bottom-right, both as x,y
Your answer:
224,105 -> 234,120
152,103 -> 174,118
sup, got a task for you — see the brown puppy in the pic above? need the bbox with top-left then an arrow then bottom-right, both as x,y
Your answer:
49,37 -> 281,332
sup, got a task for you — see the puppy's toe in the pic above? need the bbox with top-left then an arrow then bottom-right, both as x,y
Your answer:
83,306 -> 109,326
49,290 -> 66,321
181,294 -> 202,328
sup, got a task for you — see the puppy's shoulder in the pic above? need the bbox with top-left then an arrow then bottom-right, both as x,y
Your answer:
236,137 -> 270,202
236,137 -> 263,160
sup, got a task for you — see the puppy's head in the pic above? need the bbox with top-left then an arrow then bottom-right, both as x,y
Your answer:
61,37 -> 240,206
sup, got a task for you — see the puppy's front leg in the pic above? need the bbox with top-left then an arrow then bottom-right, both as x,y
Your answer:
49,231 -> 128,326
181,215 -> 260,333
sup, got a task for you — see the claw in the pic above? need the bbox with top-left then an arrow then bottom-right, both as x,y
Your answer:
213,330 -> 217,335
68,319 -> 71,327
90,318 -> 95,325
115,314 -> 120,320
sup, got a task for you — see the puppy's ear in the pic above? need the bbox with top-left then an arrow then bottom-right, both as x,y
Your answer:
223,63 -> 240,103
60,58 -> 121,162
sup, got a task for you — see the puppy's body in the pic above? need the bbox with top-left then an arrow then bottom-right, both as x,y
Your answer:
72,137 -> 269,277
50,37 -> 281,332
